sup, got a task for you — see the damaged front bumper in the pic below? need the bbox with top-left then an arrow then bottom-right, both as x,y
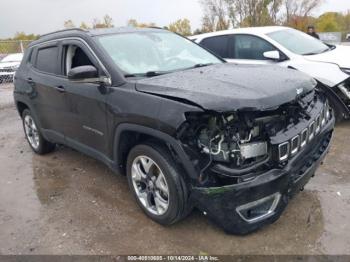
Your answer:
190,116 -> 334,235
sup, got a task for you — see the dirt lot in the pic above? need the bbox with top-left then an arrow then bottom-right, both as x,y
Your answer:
0,83 -> 350,255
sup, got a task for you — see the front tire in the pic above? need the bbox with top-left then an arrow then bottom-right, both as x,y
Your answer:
127,143 -> 190,225
22,109 -> 55,154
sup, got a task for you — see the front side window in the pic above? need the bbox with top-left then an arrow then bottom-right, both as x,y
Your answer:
200,35 -> 229,58
63,45 -> 94,76
231,35 -> 276,60
268,29 -> 330,55
97,31 -> 222,76
35,46 -> 59,74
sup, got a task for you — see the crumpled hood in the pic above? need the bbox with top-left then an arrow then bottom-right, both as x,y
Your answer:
305,45 -> 350,69
135,63 -> 316,112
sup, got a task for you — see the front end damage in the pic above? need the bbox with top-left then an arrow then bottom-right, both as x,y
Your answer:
177,89 -> 335,234
332,78 -> 350,117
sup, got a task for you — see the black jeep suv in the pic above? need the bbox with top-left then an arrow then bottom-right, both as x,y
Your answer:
14,27 -> 334,234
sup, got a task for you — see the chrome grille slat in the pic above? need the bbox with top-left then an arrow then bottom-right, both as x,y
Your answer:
315,116 -> 321,134
290,135 -> 300,156
309,121 -> 315,141
277,102 -> 331,162
300,128 -> 308,148
278,142 -> 290,161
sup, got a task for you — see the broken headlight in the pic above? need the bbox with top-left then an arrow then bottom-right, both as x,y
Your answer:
196,114 -> 268,167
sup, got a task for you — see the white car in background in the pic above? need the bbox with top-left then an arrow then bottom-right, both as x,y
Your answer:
0,53 -> 23,83
190,26 -> 350,121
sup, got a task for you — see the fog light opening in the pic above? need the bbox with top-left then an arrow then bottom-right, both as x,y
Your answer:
236,193 -> 281,223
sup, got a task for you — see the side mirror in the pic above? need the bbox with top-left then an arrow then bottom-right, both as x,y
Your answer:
263,50 -> 281,61
68,65 -> 99,82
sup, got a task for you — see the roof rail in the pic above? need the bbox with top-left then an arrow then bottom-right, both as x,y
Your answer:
147,26 -> 165,30
39,28 -> 88,39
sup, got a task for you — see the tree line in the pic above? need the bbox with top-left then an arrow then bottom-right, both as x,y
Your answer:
198,0 -> 350,36
3,1 -> 350,41
62,15 -> 193,37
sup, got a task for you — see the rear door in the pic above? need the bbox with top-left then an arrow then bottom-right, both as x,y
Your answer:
28,43 -> 66,143
57,39 -> 109,156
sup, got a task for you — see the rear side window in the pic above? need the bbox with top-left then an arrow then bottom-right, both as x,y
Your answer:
200,35 -> 229,58
35,46 -> 59,74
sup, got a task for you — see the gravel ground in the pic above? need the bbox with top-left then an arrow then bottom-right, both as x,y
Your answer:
0,83 -> 15,109
0,84 -> 350,255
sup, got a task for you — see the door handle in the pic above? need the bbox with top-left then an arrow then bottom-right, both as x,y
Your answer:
54,85 -> 66,93
26,78 -> 34,85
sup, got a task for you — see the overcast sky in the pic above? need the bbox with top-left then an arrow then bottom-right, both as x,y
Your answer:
1,0 -> 350,38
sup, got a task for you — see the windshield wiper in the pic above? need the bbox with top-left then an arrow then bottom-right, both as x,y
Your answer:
124,64 -> 215,78
193,63 -> 214,68
124,71 -> 170,78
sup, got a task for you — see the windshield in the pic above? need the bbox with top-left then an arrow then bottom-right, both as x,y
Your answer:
1,53 -> 23,63
267,29 -> 330,55
97,31 -> 222,76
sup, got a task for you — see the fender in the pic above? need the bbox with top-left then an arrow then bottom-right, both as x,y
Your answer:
113,123 -> 198,180
317,82 -> 350,120
287,60 -> 348,87
286,65 -> 350,120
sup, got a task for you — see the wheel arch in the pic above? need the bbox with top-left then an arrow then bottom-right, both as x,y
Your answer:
113,123 -> 198,181
16,100 -> 30,117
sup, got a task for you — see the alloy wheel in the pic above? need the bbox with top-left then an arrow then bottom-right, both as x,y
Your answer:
131,155 -> 170,216
24,115 -> 40,150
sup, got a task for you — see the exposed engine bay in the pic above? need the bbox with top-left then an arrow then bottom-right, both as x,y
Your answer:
177,90 -> 319,184
193,113 -> 269,166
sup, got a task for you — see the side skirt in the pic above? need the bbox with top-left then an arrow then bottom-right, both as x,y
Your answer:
41,128 -> 120,174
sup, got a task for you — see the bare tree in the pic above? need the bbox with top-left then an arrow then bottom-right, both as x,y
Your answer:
270,0 -> 283,24
284,0 -> 323,25
127,19 -> 156,28
200,0 -> 230,31
201,14 -> 216,32
93,14 -> 114,29
64,20 -> 75,29
225,0 -> 282,27
168,19 -> 192,36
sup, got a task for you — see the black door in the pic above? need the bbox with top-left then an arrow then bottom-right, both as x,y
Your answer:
58,39 -> 110,156
29,43 -> 66,143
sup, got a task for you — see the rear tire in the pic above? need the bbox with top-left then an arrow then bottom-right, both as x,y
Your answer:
22,109 -> 55,155
126,143 -> 191,225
